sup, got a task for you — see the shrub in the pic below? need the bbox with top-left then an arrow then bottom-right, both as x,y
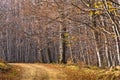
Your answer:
0,63 -> 11,73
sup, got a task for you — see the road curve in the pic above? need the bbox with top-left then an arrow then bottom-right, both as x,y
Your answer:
10,63 -> 66,80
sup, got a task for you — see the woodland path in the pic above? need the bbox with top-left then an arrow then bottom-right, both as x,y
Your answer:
10,63 -> 66,80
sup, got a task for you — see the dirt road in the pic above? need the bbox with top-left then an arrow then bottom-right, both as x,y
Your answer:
10,63 -> 66,80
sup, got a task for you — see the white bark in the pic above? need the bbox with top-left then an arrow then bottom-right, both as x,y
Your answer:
93,32 -> 102,67
104,34 -> 110,67
59,23 -> 63,63
111,23 -> 120,65
103,0 -> 120,65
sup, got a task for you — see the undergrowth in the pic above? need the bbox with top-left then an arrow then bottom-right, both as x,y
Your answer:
0,59 -> 21,80
44,62 -> 120,80
64,62 -> 120,80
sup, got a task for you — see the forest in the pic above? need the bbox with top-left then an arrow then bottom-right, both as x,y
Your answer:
0,0 -> 120,68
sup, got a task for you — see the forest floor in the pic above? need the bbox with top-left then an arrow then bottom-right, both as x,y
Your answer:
1,63 -> 120,80
10,63 -> 66,80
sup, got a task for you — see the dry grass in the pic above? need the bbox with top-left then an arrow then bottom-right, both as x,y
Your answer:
0,65 -> 22,80
64,65 -> 120,80
43,63 -> 120,80
0,59 -> 22,80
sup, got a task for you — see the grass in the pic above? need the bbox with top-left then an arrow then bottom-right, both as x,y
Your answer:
43,63 -> 120,80
64,65 -> 120,80
0,66 -> 21,80
0,59 -> 21,80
